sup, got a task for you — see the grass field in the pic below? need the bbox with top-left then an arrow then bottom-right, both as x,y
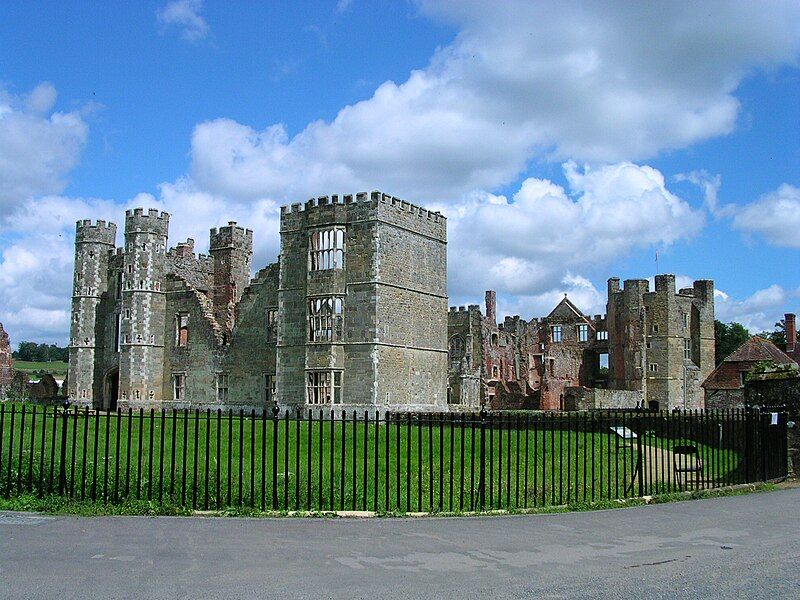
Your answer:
0,404 -> 744,513
12,361 -> 68,378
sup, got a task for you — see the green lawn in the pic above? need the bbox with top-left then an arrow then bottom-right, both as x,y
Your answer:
12,361 -> 68,377
0,404 -> 744,513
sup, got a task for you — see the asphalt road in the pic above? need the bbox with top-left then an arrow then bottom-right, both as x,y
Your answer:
1,489 -> 799,599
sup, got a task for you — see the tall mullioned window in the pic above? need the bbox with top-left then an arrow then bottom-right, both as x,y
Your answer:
309,228 -> 345,271
306,371 -> 342,405
577,324 -> 589,342
684,338 -> 692,360
216,372 -> 229,403
551,325 -> 562,343
449,336 -> 465,359
173,373 -> 186,401
308,296 -> 343,342
266,308 -> 278,342
264,374 -> 276,404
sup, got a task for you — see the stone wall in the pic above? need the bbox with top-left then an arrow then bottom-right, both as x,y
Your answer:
564,386 -> 642,411
277,191 -> 448,415
0,322 -> 13,391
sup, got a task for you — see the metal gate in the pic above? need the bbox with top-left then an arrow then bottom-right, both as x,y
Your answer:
756,410 -> 788,481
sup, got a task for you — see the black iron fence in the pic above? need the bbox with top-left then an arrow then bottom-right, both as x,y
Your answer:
0,403 -> 788,512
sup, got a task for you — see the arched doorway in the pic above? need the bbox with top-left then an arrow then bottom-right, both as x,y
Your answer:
103,367 -> 119,411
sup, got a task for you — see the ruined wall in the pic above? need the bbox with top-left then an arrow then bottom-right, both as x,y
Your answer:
607,275 -> 713,411
563,387 -> 642,411
210,223 -> 253,334
0,322 -> 14,391
222,264 -> 279,409
448,306 -> 484,408
161,276 -> 223,409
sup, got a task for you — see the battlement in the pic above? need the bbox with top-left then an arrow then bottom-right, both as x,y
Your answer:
280,190 -> 446,241
124,208 -> 170,235
209,221 -> 254,251
75,219 -> 117,245
279,190 -> 445,220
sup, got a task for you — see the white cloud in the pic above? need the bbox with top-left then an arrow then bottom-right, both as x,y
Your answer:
732,184 -> 800,247
0,83 -> 89,213
180,1 -> 800,202
492,274 -> 606,323
157,0 -> 209,41
674,170 -> 729,216
442,162 -> 704,298
5,2 -> 800,343
714,284 -> 789,332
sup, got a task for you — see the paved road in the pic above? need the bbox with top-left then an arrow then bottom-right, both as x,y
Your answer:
1,489 -> 799,599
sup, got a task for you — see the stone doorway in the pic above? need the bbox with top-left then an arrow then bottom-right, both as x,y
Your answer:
103,367 -> 119,411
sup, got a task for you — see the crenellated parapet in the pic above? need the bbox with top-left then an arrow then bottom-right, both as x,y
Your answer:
280,190 -> 447,241
75,219 -> 117,246
124,208 -> 170,236
210,221 -> 254,251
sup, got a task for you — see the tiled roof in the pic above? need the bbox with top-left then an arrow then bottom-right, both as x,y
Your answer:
723,336 -> 795,365
702,336 -> 795,390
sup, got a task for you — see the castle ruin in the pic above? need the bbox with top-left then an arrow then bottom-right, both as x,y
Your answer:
68,192 -> 448,414
68,191 -> 714,413
448,275 -> 714,411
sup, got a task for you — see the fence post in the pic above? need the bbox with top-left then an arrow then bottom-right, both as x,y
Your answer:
635,411 -> 644,497
743,408 -> 751,483
271,400 -> 279,510
58,401 -> 70,495
478,405 -> 487,511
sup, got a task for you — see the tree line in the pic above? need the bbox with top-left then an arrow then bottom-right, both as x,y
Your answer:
12,342 -> 69,363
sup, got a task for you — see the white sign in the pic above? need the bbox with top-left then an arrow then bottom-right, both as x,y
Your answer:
610,426 -> 637,439
770,412 -> 779,425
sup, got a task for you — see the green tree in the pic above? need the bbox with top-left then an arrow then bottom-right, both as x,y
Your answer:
714,320 -> 751,365
756,319 -> 786,346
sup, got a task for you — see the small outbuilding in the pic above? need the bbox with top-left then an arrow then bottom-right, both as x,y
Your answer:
703,336 -> 797,409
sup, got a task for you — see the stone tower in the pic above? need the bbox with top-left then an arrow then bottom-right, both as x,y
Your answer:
69,219 -> 117,406
209,221 -> 254,335
277,191 -> 448,414
118,208 -> 169,409
606,274 -> 714,410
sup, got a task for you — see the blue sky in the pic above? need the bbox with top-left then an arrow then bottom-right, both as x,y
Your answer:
0,1 -> 799,344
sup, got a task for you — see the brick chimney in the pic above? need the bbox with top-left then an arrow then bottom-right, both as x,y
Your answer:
786,313 -> 796,353
485,290 -> 497,325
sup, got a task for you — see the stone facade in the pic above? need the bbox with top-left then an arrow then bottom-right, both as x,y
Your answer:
606,275 -> 715,411
0,322 -> 14,392
68,192 -> 448,414
278,192 -> 448,414
448,275 -> 715,411
448,292 -> 609,410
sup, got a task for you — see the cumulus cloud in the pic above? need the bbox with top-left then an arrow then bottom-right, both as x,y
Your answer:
157,0 -> 209,41
732,184 -> 800,247
5,1 -> 800,342
179,1 -> 800,202
0,83 -> 89,214
442,162 -> 704,299
715,284 -> 789,332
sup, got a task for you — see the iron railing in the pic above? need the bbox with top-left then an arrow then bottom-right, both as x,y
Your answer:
0,404 -> 788,512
